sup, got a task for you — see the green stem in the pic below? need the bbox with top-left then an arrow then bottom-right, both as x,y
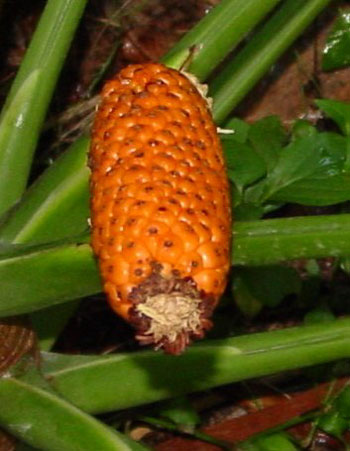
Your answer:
162,0 -> 282,79
42,318 -> 350,413
211,0 -> 331,124
0,0 -> 87,217
0,136 -> 90,244
2,214 -> 350,316
344,136 -> 350,172
0,240 -> 101,317
234,214 -> 350,266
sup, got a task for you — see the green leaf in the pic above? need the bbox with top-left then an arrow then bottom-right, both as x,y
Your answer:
156,396 -> 200,430
318,411 -> 348,438
232,270 -> 263,318
291,119 -> 318,140
247,132 -> 347,204
322,10 -> 350,71
247,116 -> 287,172
0,372 -> 147,450
244,433 -> 297,451
222,138 -> 266,192
234,203 -> 266,221
315,98 -> 350,136
234,265 -> 301,309
335,386 -> 350,419
223,117 -> 250,143
271,173 -> 350,206
304,306 -> 335,325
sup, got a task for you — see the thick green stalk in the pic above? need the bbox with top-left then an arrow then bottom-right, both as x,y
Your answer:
0,137 -> 90,351
0,375 -> 146,450
0,136 -> 90,244
2,214 -> 350,316
162,0 -> 281,79
211,0 -> 331,123
233,214 -> 350,266
0,240 -> 100,317
42,318 -> 350,413
0,0 -> 87,217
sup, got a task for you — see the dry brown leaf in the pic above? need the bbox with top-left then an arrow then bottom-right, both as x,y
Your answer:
0,317 -> 36,375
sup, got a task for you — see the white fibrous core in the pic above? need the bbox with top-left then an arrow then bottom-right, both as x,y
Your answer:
181,71 -> 213,110
136,293 -> 202,344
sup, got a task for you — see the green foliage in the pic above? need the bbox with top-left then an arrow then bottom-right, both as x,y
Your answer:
233,265 -> 301,316
318,386 -> 350,439
0,0 -> 349,449
316,98 -> 350,136
155,396 -> 200,430
225,112 -> 350,212
322,9 -> 350,71
240,433 -> 297,451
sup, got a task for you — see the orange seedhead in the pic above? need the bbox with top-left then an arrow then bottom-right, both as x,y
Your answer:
90,63 -> 231,354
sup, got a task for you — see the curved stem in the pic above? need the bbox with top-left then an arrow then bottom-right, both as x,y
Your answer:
0,0 -> 87,217
42,318 -> 350,413
211,0 -> 331,123
162,0 -> 281,79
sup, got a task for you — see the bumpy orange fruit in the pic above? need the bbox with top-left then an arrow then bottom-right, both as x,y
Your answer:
90,63 -> 231,354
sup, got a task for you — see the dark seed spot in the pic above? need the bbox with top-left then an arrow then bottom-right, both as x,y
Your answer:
132,124 -> 143,131
136,91 -> 149,98
196,141 -> 206,149
181,109 -> 190,117
191,261 -> 198,267
126,241 -> 134,248
158,207 -> 167,212
134,268 -> 143,276
148,139 -> 160,146
148,227 -> 158,234
164,240 -> 173,247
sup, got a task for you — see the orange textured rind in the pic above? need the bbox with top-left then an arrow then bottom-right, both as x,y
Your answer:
90,63 -> 231,351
